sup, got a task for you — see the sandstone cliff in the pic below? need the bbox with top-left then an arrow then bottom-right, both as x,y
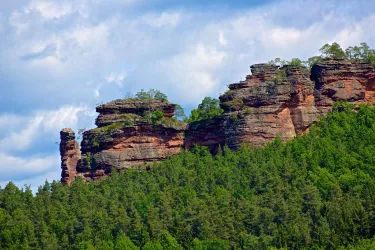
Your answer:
60,128 -> 80,185
186,63 -> 317,150
60,58 -> 375,184
60,99 -> 186,184
312,58 -> 375,115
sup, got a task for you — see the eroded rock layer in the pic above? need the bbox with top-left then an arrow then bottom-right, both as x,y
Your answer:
312,58 -> 375,115
186,59 -> 375,150
60,99 -> 186,184
60,58 -> 375,184
60,128 -> 80,185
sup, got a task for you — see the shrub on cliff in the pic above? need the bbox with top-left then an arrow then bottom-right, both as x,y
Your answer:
187,97 -> 224,123
151,110 -> 164,124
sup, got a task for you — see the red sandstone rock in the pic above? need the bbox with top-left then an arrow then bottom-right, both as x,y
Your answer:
311,58 -> 375,115
59,128 -> 80,185
59,58 -> 375,183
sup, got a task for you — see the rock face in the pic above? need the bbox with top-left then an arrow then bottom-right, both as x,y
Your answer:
66,99 -> 186,183
95,99 -> 176,127
312,58 -> 375,115
60,128 -> 80,185
59,58 -> 375,183
186,63 -> 318,150
186,59 -> 375,151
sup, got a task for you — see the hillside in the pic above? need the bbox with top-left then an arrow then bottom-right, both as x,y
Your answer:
2,102 -> 375,249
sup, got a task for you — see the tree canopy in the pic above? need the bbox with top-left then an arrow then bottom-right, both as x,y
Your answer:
133,89 -> 168,101
187,97 -> 224,123
269,42 -> 375,68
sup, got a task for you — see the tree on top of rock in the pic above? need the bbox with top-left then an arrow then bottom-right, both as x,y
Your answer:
134,89 -> 168,102
345,42 -> 375,64
270,42 -> 375,69
187,97 -> 224,123
319,42 -> 346,58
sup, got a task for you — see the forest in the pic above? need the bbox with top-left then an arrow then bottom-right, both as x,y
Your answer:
1,101 -> 375,249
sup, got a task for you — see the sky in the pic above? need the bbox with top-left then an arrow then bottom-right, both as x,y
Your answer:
1,0 -> 375,191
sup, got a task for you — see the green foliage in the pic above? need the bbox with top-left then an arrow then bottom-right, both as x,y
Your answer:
244,107 -> 251,114
156,117 -> 186,129
115,234 -> 139,250
92,137 -> 100,149
2,105 -> 375,249
85,153 -> 91,165
268,57 -> 286,67
134,89 -> 168,101
305,55 -> 323,68
100,122 -> 124,132
288,57 -> 303,66
221,98 -> 244,111
120,114 -> 138,126
268,58 -> 303,67
270,42 -> 375,69
75,241 -> 96,250
345,42 -> 375,64
143,241 -> 163,250
158,231 -> 183,250
174,104 -> 187,121
150,110 -> 164,124
319,42 -> 347,58
271,69 -> 287,83
188,97 -> 224,123
134,89 -> 150,99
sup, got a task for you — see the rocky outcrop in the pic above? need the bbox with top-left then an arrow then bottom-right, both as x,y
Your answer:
186,63 -> 318,150
65,99 -> 186,183
60,58 -> 375,183
95,99 -> 176,127
312,58 -> 375,115
186,59 -> 375,150
59,128 -> 80,185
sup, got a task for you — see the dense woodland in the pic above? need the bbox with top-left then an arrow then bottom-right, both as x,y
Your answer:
1,102 -> 375,249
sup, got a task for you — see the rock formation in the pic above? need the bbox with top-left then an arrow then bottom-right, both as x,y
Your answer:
312,58 -> 375,115
60,58 -> 375,184
186,63 -> 318,150
64,99 -> 186,184
60,128 -> 80,185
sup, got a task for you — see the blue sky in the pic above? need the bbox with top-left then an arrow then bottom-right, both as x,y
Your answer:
1,0 -> 375,190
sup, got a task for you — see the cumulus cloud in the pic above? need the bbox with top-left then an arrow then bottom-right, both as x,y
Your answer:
158,43 -> 226,102
26,0 -> 73,19
142,12 -> 181,28
107,71 -> 127,86
0,106 -> 88,153
0,153 -> 59,181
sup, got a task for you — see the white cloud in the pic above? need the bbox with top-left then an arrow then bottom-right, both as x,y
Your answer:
68,23 -> 110,49
218,31 -> 227,46
160,43 -> 226,103
0,153 -> 59,181
0,114 -> 25,128
26,0 -> 73,19
107,71 -> 127,86
0,106 -> 88,153
143,12 -> 181,28
9,10 -> 30,35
